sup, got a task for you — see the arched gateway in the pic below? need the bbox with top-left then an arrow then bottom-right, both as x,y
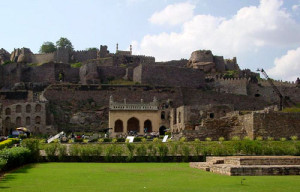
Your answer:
127,117 -> 140,133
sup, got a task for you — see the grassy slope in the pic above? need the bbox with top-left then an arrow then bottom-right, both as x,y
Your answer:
0,163 -> 299,192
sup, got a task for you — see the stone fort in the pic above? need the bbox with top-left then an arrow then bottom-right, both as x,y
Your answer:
0,44 -> 299,139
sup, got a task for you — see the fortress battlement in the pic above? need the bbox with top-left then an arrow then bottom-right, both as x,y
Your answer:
259,79 -> 295,87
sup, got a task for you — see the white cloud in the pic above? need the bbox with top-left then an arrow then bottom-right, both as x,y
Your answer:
133,0 -> 300,64
292,4 -> 300,11
149,2 -> 195,26
267,47 -> 300,81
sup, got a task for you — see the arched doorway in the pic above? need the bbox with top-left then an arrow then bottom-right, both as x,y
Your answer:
114,120 -> 123,133
144,120 -> 152,133
159,126 -> 167,135
127,117 -> 139,133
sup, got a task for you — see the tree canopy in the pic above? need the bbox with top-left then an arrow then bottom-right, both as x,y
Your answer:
86,47 -> 99,51
56,37 -> 74,51
39,41 -> 57,53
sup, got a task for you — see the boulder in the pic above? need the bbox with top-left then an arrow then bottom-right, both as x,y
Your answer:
0,48 -> 11,64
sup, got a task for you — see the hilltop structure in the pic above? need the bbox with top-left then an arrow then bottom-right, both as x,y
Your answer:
0,44 -> 299,139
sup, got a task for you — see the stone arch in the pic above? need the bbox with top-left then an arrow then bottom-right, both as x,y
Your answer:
144,120 -> 152,133
26,117 -> 31,125
114,119 -> 124,133
35,116 -> 41,125
16,117 -> 21,126
35,104 -> 42,112
159,126 -> 167,135
16,105 -> 22,113
161,111 -> 166,120
127,117 -> 140,133
26,104 -> 31,113
5,108 -> 11,115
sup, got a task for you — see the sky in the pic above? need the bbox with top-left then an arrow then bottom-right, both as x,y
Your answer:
0,0 -> 299,81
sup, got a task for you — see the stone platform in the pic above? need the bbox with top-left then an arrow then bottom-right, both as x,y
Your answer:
190,156 -> 300,176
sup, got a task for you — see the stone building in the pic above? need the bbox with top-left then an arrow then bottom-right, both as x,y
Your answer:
170,104 -> 234,133
0,102 -> 50,135
108,96 -> 170,137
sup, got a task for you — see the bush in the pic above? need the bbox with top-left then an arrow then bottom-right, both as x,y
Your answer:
180,144 -> 190,162
256,136 -> 263,141
0,147 -> 31,170
117,138 -> 126,142
157,143 -> 169,159
231,136 -> 240,141
134,137 -> 143,142
280,137 -> 287,142
0,139 -> 13,150
218,137 -> 225,142
179,137 -> 186,142
205,137 -> 212,142
58,144 -> 67,160
291,136 -> 298,141
44,143 -> 58,160
0,158 -> 7,171
126,143 -> 135,161
103,138 -> 112,142
21,138 -> 40,162
267,137 -> 274,141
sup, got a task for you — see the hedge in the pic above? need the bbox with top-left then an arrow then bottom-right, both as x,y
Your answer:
0,147 -> 31,171
0,138 -> 20,150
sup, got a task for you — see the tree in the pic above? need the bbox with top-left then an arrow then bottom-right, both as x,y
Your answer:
39,41 -> 57,53
86,47 -> 99,51
56,37 -> 74,51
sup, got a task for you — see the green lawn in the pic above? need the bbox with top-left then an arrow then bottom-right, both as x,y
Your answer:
0,163 -> 299,192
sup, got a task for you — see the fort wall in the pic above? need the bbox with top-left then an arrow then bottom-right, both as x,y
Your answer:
97,66 -> 126,83
31,53 -> 56,64
252,112 -> 300,139
134,65 -> 205,88
72,50 -> 97,62
215,78 -> 249,95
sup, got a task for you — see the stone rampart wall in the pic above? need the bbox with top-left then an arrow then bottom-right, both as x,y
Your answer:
31,53 -> 56,64
72,50 -> 97,62
215,78 -> 248,95
134,65 -> 205,88
252,112 -> 300,139
97,66 -> 126,83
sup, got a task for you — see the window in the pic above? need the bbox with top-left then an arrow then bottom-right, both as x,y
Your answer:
26,117 -> 31,125
114,120 -> 123,132
5,108 -> 11,115
161,111 -> 166,120
26,104 -> 31,113
35,116 -> 41,124
35,104 -> 42,112
16,105 -> 22,113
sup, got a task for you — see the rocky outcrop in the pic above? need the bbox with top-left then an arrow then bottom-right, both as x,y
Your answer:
0,48 -> 10,64
187,50 -> 216,72
10,48 -> 33,63
79,63 -> 100,84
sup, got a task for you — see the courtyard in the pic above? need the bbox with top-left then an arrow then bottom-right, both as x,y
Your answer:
0,163 -> 300,192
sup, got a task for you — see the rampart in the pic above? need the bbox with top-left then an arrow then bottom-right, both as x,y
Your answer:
133,65 -> 205,88
72,50 -> 97,62
215,77 -> 249,95
30,52 -> 56,64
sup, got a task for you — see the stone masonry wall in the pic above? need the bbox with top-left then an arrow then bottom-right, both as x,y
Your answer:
215,78 -> 248,95
134,65 -> 205,88
252,112 -> 300,139
72,50 -> 97,63
31,53 -> 56,64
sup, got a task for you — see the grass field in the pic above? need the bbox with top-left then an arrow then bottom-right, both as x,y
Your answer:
0,163 -> 299,192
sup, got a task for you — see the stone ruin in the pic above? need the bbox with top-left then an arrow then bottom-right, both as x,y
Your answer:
190,156 -> 300,176
0,48 -> 10,64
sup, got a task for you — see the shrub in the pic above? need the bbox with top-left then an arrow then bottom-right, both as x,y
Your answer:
179,137 -> 186,143
0,147 -> 31,170
117,138 -> 126,142
205,137 -> 212,142
170,142 -> 179,157
157,143 -> 169,158
147,143 -> 157,161
153,138 -> 159,143
134,137 -> 143,142
126,143 -> 135,161
165,132 -> 171,136
0,158 -> 7,171
136,144 -> 147,157
0,139 -> 13,150
58,144 -> 67,160
243,136 -> 251,141
21,138 -> 40,162
141,138 -> 147,143
112,138 -> 117,143
218,137 -> 225,142
103,138 -> 112,142
44,143 -> 58,160
291,136 -> 298,141
98,138 -> 104,143
280,137 -> 287,141
267,137 -> 274,141
231,136 -> 240,141
256,136 -> 263,141
180,144 -> 190,162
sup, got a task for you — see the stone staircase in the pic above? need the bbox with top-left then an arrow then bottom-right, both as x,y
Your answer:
190,156 -> 300,176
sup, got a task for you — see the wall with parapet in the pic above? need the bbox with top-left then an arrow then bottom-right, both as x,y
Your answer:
133,65 -> 205,88
215,78 -> 249,95
31,53 -> 56,64
72,50 -> 97,62
97,66 -> 126,83
154,59 -> 188,67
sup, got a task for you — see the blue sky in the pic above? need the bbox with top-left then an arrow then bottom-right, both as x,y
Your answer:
0,0 -> 299,81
